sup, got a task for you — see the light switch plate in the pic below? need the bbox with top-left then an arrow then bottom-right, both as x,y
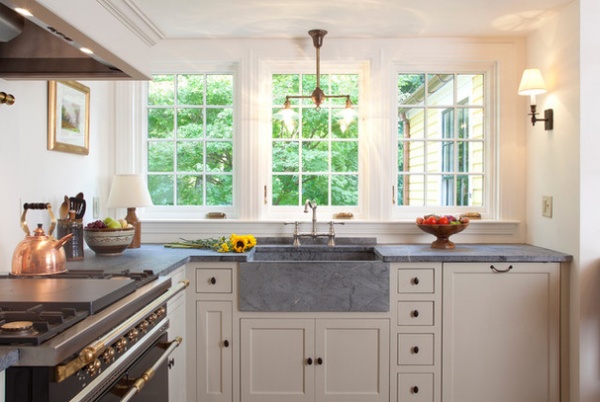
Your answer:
542,195 -> 553,218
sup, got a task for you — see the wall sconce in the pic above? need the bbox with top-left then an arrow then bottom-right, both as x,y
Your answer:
0,92 -> 15,106
518,68 -> 553,130
281,29 -> 355,131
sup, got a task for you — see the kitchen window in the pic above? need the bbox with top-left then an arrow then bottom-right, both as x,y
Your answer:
270,73 -> 359,208
397,73 -> 486,210
146,74 -> 234,207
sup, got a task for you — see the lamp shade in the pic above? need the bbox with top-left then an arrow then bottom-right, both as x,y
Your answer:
518,68 -> 547,96
106,174 -> 153,208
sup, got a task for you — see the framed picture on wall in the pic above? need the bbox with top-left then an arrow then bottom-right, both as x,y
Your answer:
47,80 -> 90,155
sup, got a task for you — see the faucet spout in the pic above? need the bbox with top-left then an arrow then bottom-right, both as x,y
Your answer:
304,199 -> 318,234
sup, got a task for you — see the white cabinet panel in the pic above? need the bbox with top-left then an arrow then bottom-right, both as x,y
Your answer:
397,373 -> 434,402
397,301 -> 434,326
398,269 -> 435,294
442,262 -> 560,402
397,333 -> 434,366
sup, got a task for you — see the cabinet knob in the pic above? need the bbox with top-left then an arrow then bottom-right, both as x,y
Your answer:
210,277 -> 217,285
168,357 -> 175,369
412,346 -> 420,354
413,277 -> 420,285
412,310 -> 419,318
317,357 -> 323,365
412,385 -> 419,394
223,340 -> 229,348
307,358 -> 313,365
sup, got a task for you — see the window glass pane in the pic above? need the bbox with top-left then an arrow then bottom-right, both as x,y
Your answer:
398,72 -> 486,209
273,108 -> 299,139
177,174 -> 203,205
146,74 -> 234,207
273,141 -> 299,172
148,109 -> 174,139
273,74 -> 300,105
331,142 -> 358,172
302,175 -> 329,204
332,175 -> 358,205
148,75 -> 174,106
272,175 -> 299,205
302,108 -> 328,139
148,174 -> 174,206
302,141 -> 329,172
428,74 -> 454,106
177,108 -> 203,139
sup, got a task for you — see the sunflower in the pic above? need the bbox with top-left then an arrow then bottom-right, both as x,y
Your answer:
230,233 -> 248,253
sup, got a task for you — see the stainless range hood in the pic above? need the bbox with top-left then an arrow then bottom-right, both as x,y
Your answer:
0,1 -> 148,80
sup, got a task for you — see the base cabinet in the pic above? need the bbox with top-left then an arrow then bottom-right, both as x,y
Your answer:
442,262 -> 560,402
240,318 -> 389,402
166,267 -> 187,402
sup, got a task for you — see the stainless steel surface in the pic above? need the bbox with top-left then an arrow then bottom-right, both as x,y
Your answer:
0,276 -> 172,366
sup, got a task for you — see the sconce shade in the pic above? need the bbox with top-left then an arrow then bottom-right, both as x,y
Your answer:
107,174 -> 153,208
518,68 -> 547,96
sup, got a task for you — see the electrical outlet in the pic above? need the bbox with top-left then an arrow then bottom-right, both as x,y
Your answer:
93,196 -> 100,219
542,195 -> 553,218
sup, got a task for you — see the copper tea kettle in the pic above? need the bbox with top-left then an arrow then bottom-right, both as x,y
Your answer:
12,203 -> 74,276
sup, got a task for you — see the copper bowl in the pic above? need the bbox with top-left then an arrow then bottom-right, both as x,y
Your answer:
416,223 -> 469,249
83,227 -> 134,255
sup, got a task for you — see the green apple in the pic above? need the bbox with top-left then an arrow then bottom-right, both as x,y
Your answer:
106,220 -> 122,229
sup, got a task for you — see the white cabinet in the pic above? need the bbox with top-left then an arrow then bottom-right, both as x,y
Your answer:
391,263 -> 442,402
166,266 -> 187,402
186,263 -> 236,402
240,318 -> 389,402
442,262 -> 560,402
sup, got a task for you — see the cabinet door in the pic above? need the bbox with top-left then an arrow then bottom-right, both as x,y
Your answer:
166,268 -> 187,402
442,263 -> 560,402
315,319 -> 389,402
241,319 -> 315,402
195,301 -> 233,402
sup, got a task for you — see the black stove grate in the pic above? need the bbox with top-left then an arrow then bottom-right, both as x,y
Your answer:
0,305 -> 89,345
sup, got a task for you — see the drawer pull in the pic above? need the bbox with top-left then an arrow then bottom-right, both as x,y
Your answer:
412,277 -> 420,285
307,357 -> 313,365
490,265 -> 513,273
223,340 -> 229,348
210,277 -> 217,285
412,346 -> 420,354
317,357 -> 323,365
412,385 -> 419,394
412,310 -> 419,318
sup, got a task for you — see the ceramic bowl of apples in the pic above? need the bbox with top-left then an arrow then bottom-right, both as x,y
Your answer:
83,217 -> 135,255
416,214 -> 469,249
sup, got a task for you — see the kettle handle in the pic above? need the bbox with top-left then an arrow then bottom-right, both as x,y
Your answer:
20,203 -> 56,236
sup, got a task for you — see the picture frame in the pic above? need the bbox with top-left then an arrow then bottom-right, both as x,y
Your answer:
47,80 -> 90,155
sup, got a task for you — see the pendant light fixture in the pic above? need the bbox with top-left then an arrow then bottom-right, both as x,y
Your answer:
280,29 -> 355,129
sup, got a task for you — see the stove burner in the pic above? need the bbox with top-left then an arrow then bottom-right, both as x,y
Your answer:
1,321 -> 37,336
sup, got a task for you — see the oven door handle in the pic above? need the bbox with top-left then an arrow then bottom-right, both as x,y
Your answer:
119,336 -> 182,402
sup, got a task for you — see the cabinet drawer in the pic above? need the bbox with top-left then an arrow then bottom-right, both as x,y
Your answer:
397,301 -> 434,326
397,333 -> 434,365
398,269 -> 434,294
397,373 -> 434,402
195,268 -> 232,293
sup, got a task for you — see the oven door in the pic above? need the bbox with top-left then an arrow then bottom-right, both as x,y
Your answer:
95,333 -> 169,402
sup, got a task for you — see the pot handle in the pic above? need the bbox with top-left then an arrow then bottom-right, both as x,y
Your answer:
20,203 -> 56,236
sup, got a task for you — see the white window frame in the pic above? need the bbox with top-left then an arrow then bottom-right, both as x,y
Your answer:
391,62 -> 498,220
259,60 -> 370,221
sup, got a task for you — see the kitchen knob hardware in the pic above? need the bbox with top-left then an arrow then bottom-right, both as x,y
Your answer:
102,347 -> 115,363
307,358 -> 313,365
156,306 -> 166,317
412,310 -> 419,318
490,264 -> 513,273
413,277 -> 420,285
317,357 -> 323,365
127,328 -> 139,342
138,320 -> 149,333
412,386 -> 419,394
210,277 -> 217,285
86,359 -> 101,377
168,358 -> 175,369
223,339 -> 230,347
412,346 -> 420,354
115,337 -> 128,353
147,313 -> 158,324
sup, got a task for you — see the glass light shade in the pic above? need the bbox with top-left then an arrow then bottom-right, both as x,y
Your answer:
518,68 -> 547,96
107,174 -> 153,208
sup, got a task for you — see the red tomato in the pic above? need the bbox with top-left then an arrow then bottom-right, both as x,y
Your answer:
425,216 -> 438,225
437,216 -> 449,225
416,217 -> 424,224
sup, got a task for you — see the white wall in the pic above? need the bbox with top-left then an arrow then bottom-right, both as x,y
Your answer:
0,80 -> 115,271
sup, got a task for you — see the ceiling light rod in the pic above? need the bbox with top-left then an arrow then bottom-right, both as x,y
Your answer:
283,29 -> 351,110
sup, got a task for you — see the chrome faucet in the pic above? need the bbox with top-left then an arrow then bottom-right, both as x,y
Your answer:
304,199 -> 318,235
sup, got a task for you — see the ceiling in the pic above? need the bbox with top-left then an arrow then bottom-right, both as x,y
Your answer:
123,0 -> 575,40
